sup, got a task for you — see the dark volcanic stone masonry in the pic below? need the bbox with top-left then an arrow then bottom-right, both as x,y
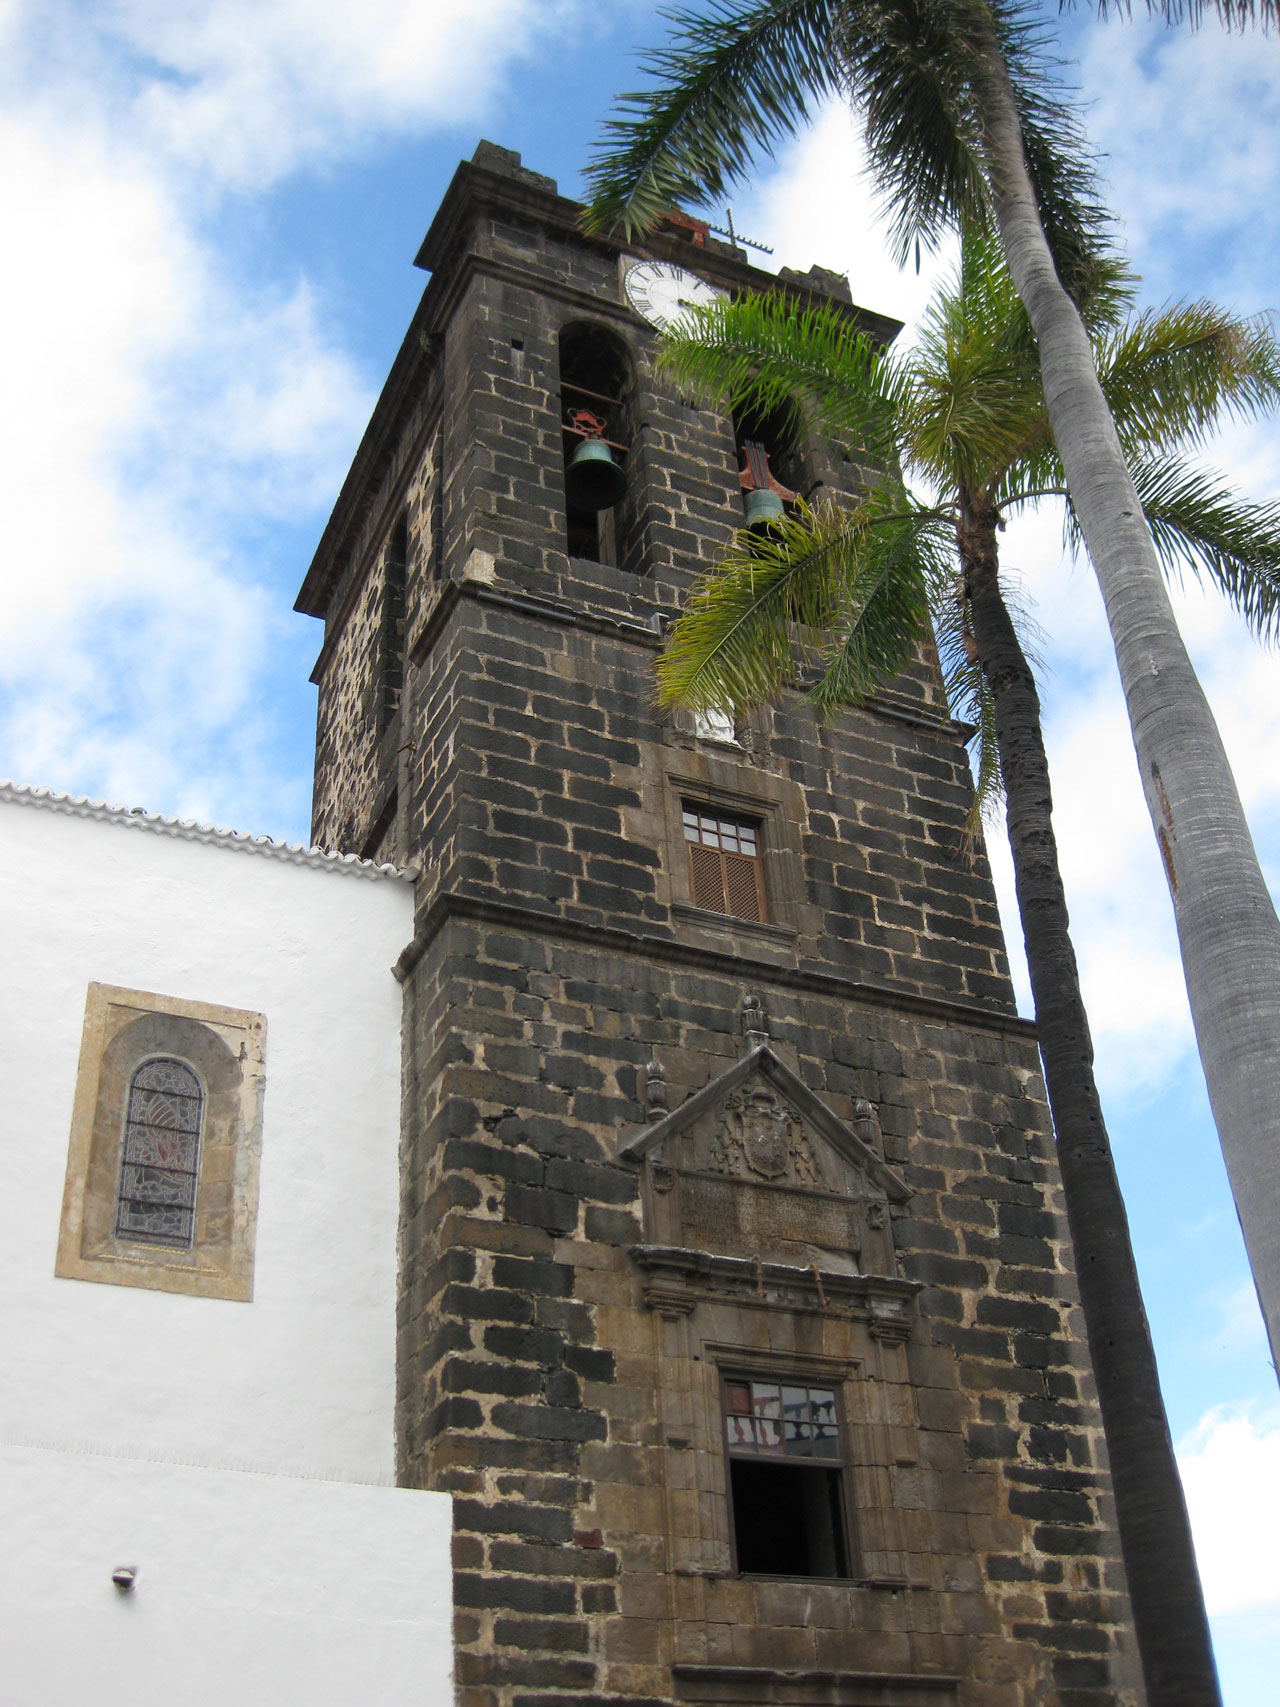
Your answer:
296,142 -> 1144,1707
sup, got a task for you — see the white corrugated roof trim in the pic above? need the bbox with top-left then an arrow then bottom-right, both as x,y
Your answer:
0,779 -> 416,882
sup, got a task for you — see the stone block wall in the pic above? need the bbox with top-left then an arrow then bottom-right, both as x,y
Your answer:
399,590 -> 1012,1009
305,152 -> 920,862
299,143 -> 1143,1707
396,915 -> 1140,1706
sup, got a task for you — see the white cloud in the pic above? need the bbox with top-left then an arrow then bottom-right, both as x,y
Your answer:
0,0 -> 579,832
117,0 -> 551,190
726,104 -> 958,337
1076,19 -> 1280,308
1179,1403 -> 1280,1615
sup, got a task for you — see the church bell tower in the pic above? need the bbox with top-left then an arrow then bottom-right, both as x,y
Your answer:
295,142 -> 1141,1707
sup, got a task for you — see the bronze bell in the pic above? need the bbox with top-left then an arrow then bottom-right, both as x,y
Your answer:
743,487 -> 786,529
565,438 -> 627,512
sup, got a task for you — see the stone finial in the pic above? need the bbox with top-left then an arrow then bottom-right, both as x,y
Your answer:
852,1097 -> 886,1161
645,1059 -> 669,1116
742,991 -> 769,1053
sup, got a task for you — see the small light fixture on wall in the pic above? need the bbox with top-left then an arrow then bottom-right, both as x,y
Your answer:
111,1566 -> 138,1593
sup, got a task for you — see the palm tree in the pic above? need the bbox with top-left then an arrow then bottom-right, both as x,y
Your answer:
583,0 -> 1280,1404
652,241 -> 1280,1706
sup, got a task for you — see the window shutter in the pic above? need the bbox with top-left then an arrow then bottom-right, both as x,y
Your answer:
689,842 -> 727,912
723,850 -> 763,922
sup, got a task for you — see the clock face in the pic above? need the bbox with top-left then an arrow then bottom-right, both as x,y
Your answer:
624,261 -> 724,332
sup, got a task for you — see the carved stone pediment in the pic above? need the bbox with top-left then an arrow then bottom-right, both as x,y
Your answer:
619,1047 -> 912,1311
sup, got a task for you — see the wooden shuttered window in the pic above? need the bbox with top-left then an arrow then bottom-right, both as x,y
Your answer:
683,806 -> 766,923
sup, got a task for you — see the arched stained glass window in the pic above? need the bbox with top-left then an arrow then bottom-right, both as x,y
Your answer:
114,1057 -> 204,1249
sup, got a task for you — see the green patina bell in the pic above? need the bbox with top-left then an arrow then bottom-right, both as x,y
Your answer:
743,487 -> 786,530
565,439 -> 627,512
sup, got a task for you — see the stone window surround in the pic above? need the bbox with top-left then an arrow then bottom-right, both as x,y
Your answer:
682,802 -> 767,924
717,1359 -> 859,1581
55,983 -> 266,1303
653,1313 -> 919,1591
702,1346 -> 860,1578
663,765 -> 806,945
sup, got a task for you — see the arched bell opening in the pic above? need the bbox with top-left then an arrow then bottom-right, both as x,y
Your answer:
732,397 -> 806,531
558,322 -> 635,566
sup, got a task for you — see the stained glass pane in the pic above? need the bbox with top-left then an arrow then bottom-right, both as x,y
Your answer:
115,1058 -> 203,1250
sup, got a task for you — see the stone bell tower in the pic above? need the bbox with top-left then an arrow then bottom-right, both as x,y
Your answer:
295,142 -> 1141,1707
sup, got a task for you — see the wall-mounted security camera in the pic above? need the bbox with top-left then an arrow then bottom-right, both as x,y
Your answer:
111,1566 -> 137,1592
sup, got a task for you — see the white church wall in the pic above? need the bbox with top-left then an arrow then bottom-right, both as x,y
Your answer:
0,785 -> 415,1478
1,1441 -> 454,1707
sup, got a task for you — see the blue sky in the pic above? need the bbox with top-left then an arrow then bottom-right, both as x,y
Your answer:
3,3 -> 1278,1695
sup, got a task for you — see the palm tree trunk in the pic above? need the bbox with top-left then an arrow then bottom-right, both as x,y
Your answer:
969,16 -> 1280,1383
960,495 -> 1220,1707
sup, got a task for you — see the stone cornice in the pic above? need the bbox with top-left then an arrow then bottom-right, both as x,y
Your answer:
397,580 -> 968,745
394,889 -> 1036,1041
671,1663 -> 960,1702
0,780 -> 417,883
294,307 -> 440,620
631,1245 -> 921,1335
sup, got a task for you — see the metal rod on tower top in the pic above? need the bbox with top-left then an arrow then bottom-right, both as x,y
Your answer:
707,208 -> 773,256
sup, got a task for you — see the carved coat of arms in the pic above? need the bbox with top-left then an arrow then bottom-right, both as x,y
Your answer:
740,1087 -> 789,1178
711,1085 -> 821,1183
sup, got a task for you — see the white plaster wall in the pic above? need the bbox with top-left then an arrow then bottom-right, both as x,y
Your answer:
0,796 -> 415,1479
0,1443 -> 453,1706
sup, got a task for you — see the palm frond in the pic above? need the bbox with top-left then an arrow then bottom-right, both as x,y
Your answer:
904,227 -> 1047,487
842,0 -> 1112,300
934,598 -> 1004,828
804,501 -> 951,714
1096,303 -> 1280,457
991,0 -> 1116,302
584,0 -> 1111,310
656,495 -> 941,716
928,555 -> 1046,824
581,0 -> 841,237
1086,1 -> 1280,28
838,0 -> 991,265
657,293 -> 909,464
1064,454 -> 1280,641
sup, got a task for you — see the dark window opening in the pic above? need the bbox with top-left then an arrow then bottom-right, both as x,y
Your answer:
430,429 -> 445,583
559,322 -> 633,566
730,1461 -> 850,1577
377,512 -> 408,734
733,397 -> 806,524
684,805 -> 765,922
723,1375 -> 853,1579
